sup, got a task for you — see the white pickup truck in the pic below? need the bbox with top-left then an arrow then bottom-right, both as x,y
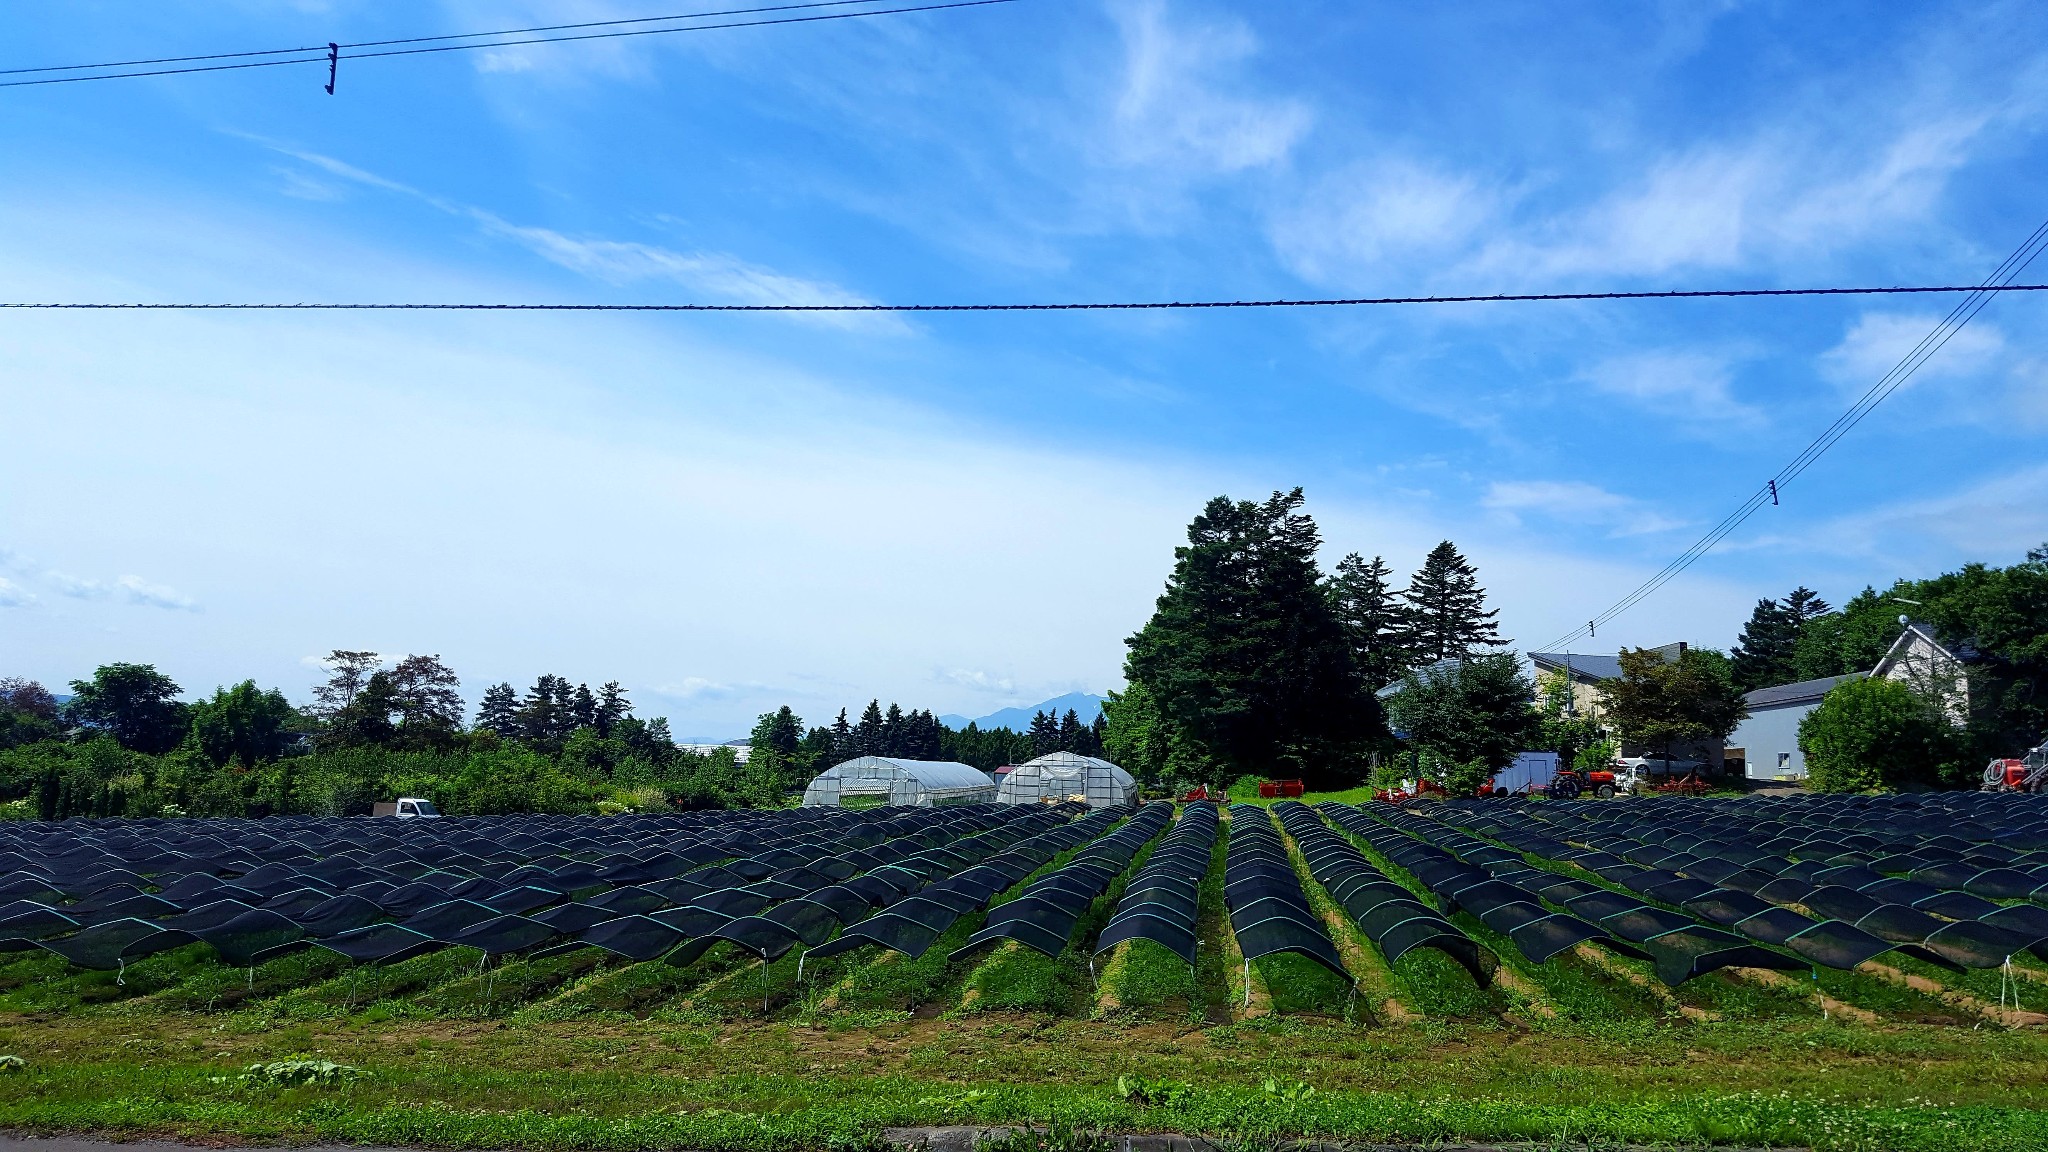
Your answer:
370,797 -> 442,818
1615,758 -> 1709,794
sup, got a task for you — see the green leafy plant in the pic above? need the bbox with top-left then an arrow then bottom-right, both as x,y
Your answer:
239,1059 -> 365,1087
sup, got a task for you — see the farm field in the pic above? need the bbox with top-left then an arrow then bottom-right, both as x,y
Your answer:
0,796 -> 2045,1150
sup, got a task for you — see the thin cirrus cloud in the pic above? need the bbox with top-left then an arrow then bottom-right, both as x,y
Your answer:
45,572 -> 199,612
257,140 -> 889,324
1460,113 -> 1990,285
1104,0 -> 1311,176
0,577 -> 34,608
937,667 -> 1018,695
1820,311 -> 2005,392
1579,349 -> 1761,427
1482,480 -> 1684,538
1270,158 -> 1500,286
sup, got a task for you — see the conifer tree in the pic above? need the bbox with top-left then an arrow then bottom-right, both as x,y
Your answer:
570,683 -> 598,731
594,681 -> 631,737
829,708 -> 853,760
1058,708 -> 1084,752
1028,709 -> 1061,756
1732,587 -> 1837,692
1332,552 -> 1412,689
1125,488 -> 1387,788
882,702 -> 906,756
1403,541 -> 1504,662
855,700 -> 885,756
475,682 -> 520,738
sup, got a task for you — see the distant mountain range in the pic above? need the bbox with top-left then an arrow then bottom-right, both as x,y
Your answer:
938,692 -> 1107,733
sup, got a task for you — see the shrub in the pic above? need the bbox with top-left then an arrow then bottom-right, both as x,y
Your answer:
1800,677 -> 1959,791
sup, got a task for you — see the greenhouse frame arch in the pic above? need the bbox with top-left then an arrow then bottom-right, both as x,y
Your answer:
801,756 -> 997,808
995,751 -> 1137,808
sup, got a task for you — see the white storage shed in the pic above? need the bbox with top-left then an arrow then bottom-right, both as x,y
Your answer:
801,756 -> 996,808
994,751 -> 1137,808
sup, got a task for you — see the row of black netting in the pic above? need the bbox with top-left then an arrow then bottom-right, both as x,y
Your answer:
1092,802 -> 1219,965
0,804 -> 1109,974
1221,805 -> 1347,985
1359,791 -> 2048,986
800,803 -> 1137,963
954,801 -> 1174,961
1276,801 -> 1489,984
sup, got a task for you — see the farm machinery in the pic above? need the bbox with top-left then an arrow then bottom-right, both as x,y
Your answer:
1983,741 -> 2048,793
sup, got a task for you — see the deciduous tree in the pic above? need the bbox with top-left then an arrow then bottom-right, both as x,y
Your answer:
1597,647 -> 1747,763
65,663 -> 188,754
1383,653 -> 1538,793
190,681 -> 298,769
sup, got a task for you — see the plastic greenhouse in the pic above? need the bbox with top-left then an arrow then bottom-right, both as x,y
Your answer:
801,756 -> 997,808
994,752 -> 1137,808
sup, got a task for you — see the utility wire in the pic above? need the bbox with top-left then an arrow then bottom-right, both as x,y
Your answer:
3,283 -> 2048,312
1536,217 -> 2048,655
0,0 -> 1014,89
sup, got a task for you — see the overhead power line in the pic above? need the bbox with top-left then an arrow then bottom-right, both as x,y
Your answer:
0,0 -> 1015,89
3,282 -> 2048,312
1537,215 -> 2048,655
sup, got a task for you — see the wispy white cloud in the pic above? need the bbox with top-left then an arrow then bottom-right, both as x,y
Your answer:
1467,113 -> 1987,282
1104,0 -> 1310,176
1483,479 -> 1684,538
45,571 -> 199,611
253,140 -> 890,323
937,667 -> 1017,695
1580,349 -> 1761,426
1820,311 -> 2005,392
655,677 -> 739,701
1271,158 -> 1500,286
0,577 -> 33,608
1765,462 -> 2048,563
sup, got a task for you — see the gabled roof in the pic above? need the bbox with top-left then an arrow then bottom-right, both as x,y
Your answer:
1528,652 -> 1623,682
1872,621 -> 1965,679
1376,657 -> 1461,699
1743,673 -> 1863,710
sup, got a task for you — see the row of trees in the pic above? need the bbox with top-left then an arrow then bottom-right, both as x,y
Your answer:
746,699 -> 1104,791
1102,489 -> 1513,792
0,652 -> 781,819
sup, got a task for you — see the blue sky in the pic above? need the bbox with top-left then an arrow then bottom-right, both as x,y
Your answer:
4,1 -> 2047,737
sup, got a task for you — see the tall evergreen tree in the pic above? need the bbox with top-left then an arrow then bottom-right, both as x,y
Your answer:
883,702 -> 906,756
519,674 -> 574,747
855,700 -> 885,756
1732,586 -> 1838,692
1403,541 -> 1504,663
903,709 -> 943,759
1124,488 -> 1387,788
1058,709 -> 1084,752
475,682 -> 520,738
829,708 -> 854,761
594,681 -> 631,737
1088,712 -> 1108,754
749,706 -> 808,786
1028,709 -> 1061,756
1331,552 -> 1411,689
569,683 -> 598,731
1730,597 -> 1800,692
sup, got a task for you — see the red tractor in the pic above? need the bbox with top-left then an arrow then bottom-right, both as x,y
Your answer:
1546,765 -> 1620,800
1983,742 -> 2048,793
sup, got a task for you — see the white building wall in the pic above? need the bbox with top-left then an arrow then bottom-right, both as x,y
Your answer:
1729,704 -> 1818,780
